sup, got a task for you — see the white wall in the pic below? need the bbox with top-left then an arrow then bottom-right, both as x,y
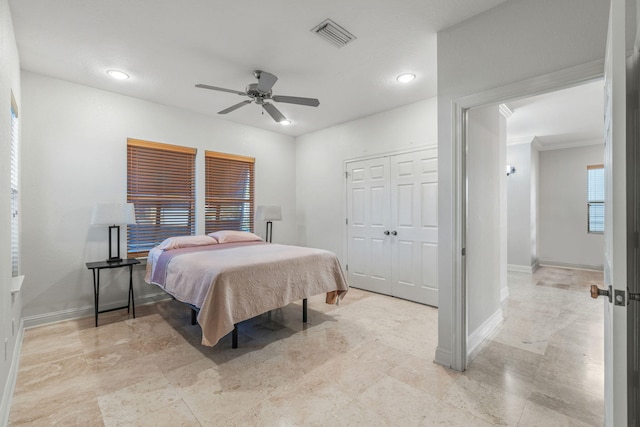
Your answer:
20,71 -> 296,323
498,110 -> 508,302
436,0 -> 609,368
0,0 -> 22,421
507,141 -> 602,271
466,106 -> 504,354
539,144 -> 604,269
295,98 -> 437,259
506,141 -> 538,270
531,146 -> 540,268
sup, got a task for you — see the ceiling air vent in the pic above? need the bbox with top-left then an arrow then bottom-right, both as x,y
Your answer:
311,19 -> 356,48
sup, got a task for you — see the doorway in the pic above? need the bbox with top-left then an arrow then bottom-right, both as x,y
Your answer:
463,81 -> 607,424
443,58 -> 604,367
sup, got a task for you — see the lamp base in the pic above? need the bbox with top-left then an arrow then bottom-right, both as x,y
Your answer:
107,225 -> 122,263
265,221 -> 273,243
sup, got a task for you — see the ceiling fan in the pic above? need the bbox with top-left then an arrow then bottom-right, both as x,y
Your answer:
195,70 -> 320,123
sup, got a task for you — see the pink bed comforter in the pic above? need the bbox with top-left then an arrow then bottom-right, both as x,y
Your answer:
146,242 -> 349,346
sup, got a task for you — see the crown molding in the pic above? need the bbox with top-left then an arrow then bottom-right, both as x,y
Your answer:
507,135 -> 602,151
536,137 -> 602,151
507,136 -> 535,146
498,103 -> 513,118
506,136 -> 543,151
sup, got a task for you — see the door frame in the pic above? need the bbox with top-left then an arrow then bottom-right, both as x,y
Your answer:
448,59 -> 604,371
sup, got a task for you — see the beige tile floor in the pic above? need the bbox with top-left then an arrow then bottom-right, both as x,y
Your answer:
9,266 -> 604,426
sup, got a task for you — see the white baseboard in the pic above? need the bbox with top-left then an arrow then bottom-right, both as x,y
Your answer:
434,346 -> 452,369
1,318 -> 24,427
507,259 -> 539,273
507,264 -> 531,273
531,258 -> 540,272
23,292 -> 171,329
538,260 -> 604,272
500,286 -> 510,302
467,308 -> 503,360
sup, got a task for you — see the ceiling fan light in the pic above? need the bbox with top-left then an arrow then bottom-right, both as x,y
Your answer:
279,120 -> 292,126
107,69 -> 129,80
396,73 -> 416,83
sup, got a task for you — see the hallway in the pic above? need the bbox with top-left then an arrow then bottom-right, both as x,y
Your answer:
467,266 -> 604,425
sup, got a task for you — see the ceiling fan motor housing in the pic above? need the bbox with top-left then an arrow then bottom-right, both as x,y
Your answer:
246,83 -> 272,99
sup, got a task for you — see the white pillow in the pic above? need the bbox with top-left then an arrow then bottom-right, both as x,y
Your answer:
156,235 -> 217,250
208,230 -> 263,244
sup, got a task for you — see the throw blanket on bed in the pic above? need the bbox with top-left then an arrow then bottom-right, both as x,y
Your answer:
146,242 -> 349,346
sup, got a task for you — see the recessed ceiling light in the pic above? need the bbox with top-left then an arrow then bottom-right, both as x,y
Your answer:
107,70 -> 129,80
396,73 -> 416,83
280,120 -> 292,126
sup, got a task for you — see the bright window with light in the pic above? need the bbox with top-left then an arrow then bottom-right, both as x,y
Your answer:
587,164 -> 604,234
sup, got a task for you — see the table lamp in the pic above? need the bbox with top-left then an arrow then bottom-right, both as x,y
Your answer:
256,205 -> 282,243
91,202 -> 136,262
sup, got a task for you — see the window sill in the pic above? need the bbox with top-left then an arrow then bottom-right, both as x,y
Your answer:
133,257 -> 147,266
11,275 -> 24,294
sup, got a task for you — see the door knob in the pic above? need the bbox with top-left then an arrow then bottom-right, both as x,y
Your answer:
391,231 -> 397,236
629,291 -> 640,302
383,230 -> 390,235
590,285 -> 612,303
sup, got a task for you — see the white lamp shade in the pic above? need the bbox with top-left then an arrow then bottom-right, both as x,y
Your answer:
91,203 -> 137,225
257,205 -> 282,221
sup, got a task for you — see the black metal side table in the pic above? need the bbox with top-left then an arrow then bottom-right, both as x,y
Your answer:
85,258 -> 140,326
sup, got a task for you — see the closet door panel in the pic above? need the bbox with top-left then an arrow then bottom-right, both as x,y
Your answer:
421,182 -> 439,242
346,158 -> 392,295
421,242 -> 438,292
396,239 -> 416,285
390,148 -> 438,306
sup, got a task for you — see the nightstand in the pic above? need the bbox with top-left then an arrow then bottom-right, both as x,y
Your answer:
85,258 -> 140,327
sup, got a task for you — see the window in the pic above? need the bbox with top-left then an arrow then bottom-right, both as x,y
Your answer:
205,151 -> 255,234
587,164 -> 604,234
127,139 -> 196,256
10,92 -> 19,277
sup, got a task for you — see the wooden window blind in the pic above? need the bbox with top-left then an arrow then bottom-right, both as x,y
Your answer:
127,139 -> 196,256
587,164 -> 604,234
205,151 -> 255,234
10,91 -> 19,277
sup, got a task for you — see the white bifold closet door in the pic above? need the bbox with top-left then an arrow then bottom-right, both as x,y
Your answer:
346,148 -> 438,306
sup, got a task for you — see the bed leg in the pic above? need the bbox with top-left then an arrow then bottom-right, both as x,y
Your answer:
191,308 -> 197,325
232,324 -> 238,349
303,298 -> 308,323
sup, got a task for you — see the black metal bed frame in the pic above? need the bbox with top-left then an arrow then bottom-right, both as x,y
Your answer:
187,298 -> 308,348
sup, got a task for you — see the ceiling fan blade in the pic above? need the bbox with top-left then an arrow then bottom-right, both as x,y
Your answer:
272,95 -> 320,107
218,100 -> 252,114
256,71 -> 278,93
195,84 -> 246,96
262,102 -> 286,123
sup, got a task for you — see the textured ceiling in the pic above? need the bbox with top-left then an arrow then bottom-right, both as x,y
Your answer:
9,0 -> 510,137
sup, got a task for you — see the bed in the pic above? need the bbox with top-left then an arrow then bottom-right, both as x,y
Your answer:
145,231 -> 349,347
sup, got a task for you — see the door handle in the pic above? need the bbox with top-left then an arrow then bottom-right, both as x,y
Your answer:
629,290 -> 640,302
383,230 -> 390,235
391,231 -> 397,236
590,284 -> 612,303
